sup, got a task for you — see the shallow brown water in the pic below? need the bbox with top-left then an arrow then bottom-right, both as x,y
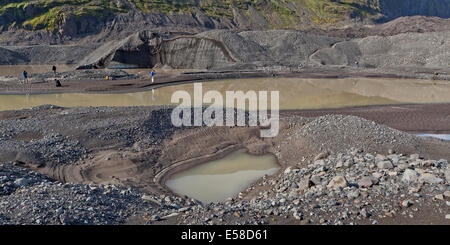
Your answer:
0,77 -> 449,111
165,149 -> 279,203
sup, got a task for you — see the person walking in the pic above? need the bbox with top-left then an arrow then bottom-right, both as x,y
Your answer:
22,70 -> 29,84
151,70 -> 155,83
52,65 -> 57,77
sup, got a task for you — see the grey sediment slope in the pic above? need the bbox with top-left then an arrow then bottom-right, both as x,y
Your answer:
73,29 -> 450,74
75,29 -> 342,70
310,31 -> 450,68
0,45 -> 98,65
0,47 -> 28,65
1,27 -> 449,78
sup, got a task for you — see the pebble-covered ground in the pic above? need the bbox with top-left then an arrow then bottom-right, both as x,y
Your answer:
0,69 -> 138,84
0,105 -> 176,167
1,149 -> 448,225
0,107 -> 449,225
0,162 -> 191,225
179,149 -> 449,225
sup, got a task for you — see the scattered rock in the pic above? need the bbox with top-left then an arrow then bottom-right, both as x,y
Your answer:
419,173 -> 443,184
360,209 -> 370,218
327,176 -> 348,190
162,213 -> 179,219
142,195 -> 162,206
402,169 -> 419,183
410,154 -> 420,160
284,167 -> 292,175
314,152 -> 330,161
298,177 -> 311,192
293,211 -> 302,220
150,215 -> 161,222
347,190 -> 360,199
358,177 -> 373,188
13,178 -> 29,187
377,161 -> 394,169
434,194 -> 445,201
372,172 -> 383,179
444,191 -> 450,198
401,200 -> 413,208
445,169 -> 450,183
310,175 -> 322,186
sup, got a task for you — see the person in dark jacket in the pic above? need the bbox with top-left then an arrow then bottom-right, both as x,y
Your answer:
22,70 -> 28,84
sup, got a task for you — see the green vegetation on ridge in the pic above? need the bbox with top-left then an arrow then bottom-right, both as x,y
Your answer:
0,0 -> 448,31
0,0 -> 129,30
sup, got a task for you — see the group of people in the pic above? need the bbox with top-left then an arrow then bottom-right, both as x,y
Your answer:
21,65 -> 58,85
20,66 -> 156,87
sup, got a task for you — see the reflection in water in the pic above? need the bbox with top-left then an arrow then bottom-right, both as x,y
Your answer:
166,149 -> 279,203
0,77 -> 449,111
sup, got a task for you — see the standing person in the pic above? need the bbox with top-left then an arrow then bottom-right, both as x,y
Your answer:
52,65 -> 57,77
151,70 -> 155,83
22,70 -> 28,84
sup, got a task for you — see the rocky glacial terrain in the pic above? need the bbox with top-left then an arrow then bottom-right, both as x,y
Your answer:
0,1 -> 449,84
76,28 -> 450,71
0,0 -> 449,226
1,0 -> 450,46
0,107 -> 449,225
1,148 -> 448,225
1,24 -> 449,84
180,149 -> 450,225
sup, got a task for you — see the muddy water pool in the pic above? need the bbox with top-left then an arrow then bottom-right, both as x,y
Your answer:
1,77 -> 449,111
165,149 -> 279,203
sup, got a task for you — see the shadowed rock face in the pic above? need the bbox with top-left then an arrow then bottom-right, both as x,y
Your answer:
77,30 -> 237,70
77,29 -> 343,70
76,31 -> 163,69
0,47 -> 29,65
